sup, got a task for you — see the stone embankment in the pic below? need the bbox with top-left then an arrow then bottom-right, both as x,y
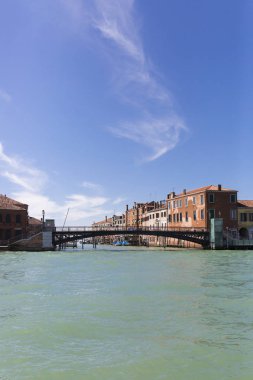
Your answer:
9,232 -> 54,251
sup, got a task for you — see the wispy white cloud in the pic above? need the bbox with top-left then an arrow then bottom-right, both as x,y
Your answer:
0,142 -> 47,191
59,0 -> 187,161
0,89 -> 11,103
81,181 -> 103,192
0,142 -> 117,225
93,0 -> 144,64
112,196 -> 126,205
110,115 -> 186,162
13,191 -> 111,225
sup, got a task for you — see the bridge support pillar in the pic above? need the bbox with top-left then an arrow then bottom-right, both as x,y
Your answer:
42,231 -> 54,250
210,218 -> 224,249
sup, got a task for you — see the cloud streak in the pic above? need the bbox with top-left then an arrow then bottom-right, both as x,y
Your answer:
110,115 -> 186,162
60,0 -> 187,161
0,142 -> 118,225
81,181 -> 103,193
0,142 -> 47,191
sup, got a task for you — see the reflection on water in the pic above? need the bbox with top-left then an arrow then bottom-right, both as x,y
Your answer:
0,249 -> 253,380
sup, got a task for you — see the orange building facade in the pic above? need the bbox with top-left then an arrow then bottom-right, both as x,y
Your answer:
167,185 -> 238,231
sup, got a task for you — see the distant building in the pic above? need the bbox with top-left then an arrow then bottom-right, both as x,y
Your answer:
167,185 -> 238,230
92,216 -> 113,244
112,214 -> 125,227
237,200 -> 253,239
92,216 -> 113,229
141,201 -> 167,246
90,183 -> 249,248
0,194 -> 29,242
125,203 -> 145,228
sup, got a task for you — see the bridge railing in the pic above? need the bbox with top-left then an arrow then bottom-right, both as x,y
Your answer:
54,226 -> 208,233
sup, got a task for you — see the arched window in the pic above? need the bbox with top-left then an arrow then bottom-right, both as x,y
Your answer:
6,214 -> 11,223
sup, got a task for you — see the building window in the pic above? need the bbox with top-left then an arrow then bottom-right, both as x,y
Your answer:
16,214 -> 21,224
193,210 -> 197,221
200,209 -> 204,220
185,212 -> 188,222
179,200 -> 182,208
209,209 -> 215,219
179,213 -> 182,222
156,213 -> 159,218
192,196 -> 196,205
0,214 -> 2,223
249,213 -> 253,222
185,197 -> 188,207
230,209 -> 237,220
168,202 -> 170,210
240,213 -> 247,222
164,211 -> 167,217
173,201 -> 176,209
230,194 -> 237,203
168,215 -> 172,223
200,195 -> 204,205
176,213 -> 179,222
208,193 -> 215,203
173,214 -> 176,223
6,214 -> 11,223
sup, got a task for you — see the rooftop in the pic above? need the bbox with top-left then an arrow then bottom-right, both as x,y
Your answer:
0,194 -> 28,210
237,200 -> 253,208
92,217 -> 113,226
28,216 -> 42,225
168,185 -> 237,199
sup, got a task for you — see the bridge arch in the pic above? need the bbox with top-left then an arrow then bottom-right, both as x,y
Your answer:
53,227 -> 210,248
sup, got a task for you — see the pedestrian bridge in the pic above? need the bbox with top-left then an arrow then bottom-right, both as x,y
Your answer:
53,226 -> 210,248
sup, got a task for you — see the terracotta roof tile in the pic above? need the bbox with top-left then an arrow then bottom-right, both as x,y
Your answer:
93,218 -> 113,225
28,216 -> 42,225
175,185 -> 237,197
0,194 -> 28,210
237,200 -> 253,208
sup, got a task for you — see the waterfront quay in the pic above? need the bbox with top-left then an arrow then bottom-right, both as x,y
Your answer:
1,184 -> 253,251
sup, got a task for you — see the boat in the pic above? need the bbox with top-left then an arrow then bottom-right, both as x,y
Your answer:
112,240 -> 129,246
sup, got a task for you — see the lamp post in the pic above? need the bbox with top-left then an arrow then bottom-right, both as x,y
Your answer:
42,210 -> 45,230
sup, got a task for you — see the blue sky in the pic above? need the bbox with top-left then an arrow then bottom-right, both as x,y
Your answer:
0,0 -> 252,225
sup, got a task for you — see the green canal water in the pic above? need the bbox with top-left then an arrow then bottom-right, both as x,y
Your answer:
0,246 -> 253,380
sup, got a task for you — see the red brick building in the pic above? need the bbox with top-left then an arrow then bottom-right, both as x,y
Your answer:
0,194 -> 29,242
167,185 -> 238,231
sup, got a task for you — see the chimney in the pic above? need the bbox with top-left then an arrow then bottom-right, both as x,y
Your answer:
183,189 -> 187,195
126,204 -> 128,211
105,216 -> 107,222
218,184 -> 222,191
